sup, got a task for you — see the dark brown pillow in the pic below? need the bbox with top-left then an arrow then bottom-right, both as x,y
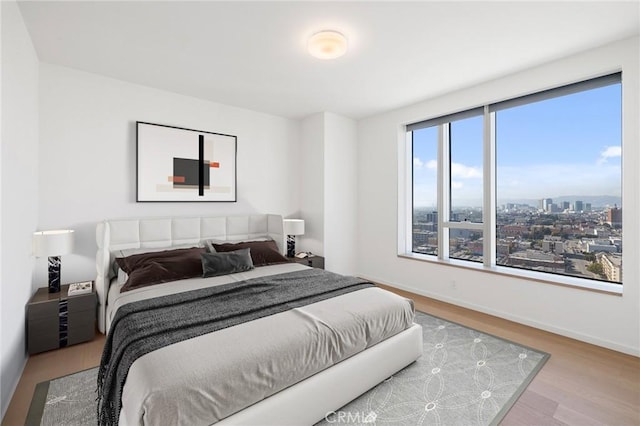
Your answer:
116,247 -> 206,292
211,240 -> 289,266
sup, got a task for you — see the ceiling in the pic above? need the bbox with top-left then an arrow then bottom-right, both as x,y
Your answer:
17,1 -> 640,120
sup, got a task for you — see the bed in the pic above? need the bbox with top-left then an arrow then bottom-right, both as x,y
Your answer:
95,214 -> 423,425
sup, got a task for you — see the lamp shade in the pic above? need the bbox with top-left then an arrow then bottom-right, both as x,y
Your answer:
283,219 -> 305,236
33,230 -> 75,257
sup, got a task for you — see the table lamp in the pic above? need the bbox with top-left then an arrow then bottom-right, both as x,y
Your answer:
283,219 -> 305,258
33,229 -> 74,293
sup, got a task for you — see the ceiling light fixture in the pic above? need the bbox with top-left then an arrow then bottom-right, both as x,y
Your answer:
307,30 -> 348,60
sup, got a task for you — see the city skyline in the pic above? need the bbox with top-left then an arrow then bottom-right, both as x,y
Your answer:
413,194 -> 622,210
412,202 -> 623,284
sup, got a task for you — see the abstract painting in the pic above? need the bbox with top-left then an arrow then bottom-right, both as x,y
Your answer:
136,122 -> 237,202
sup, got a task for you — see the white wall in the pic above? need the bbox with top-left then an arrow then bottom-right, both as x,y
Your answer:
36,64 -> 301,285
299,113 -> 325,256
357,37 -> 640,356
0,1 -> 39,418
299,112 -> 357,275
323,112 -> 357,275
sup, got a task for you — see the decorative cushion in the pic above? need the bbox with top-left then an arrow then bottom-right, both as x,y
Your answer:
116,247 -> 206,292
201,248 -> 254,278
211,240 -> 289,266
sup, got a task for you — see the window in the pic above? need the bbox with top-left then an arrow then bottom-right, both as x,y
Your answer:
407,73 -> 622,288
412,126 -> 438,255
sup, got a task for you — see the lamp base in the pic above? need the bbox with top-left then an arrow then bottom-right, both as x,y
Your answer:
287,235 -> 296,258
48,255 -> 61,293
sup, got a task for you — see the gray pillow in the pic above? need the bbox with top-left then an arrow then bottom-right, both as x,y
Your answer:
201,248 -> 254,278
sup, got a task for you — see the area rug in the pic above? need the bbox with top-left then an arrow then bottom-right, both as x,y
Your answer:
27,311 -> 548,426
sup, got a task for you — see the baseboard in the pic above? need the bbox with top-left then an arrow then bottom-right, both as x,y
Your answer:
362,274 -> 640,357
1,356 -> 28,422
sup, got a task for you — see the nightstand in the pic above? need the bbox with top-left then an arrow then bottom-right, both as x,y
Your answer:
26,283 -> 97,354
291,255 -> 325,269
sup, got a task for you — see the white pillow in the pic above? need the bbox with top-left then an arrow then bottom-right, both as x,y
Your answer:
116,268 -> 129,287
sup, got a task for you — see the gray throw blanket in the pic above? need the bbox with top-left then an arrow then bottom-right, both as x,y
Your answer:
96,268 -> 374,425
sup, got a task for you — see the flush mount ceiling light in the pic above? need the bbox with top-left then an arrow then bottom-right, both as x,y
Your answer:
307,30 -> 348,59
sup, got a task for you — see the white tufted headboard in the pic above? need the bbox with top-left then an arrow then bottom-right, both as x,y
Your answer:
95,214 -> 284,333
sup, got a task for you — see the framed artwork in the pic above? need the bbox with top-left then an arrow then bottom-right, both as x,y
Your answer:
136,121 -> 237,202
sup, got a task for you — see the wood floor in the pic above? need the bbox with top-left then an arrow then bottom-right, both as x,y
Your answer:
2,334 -> 106,426
3,287 -> 639,426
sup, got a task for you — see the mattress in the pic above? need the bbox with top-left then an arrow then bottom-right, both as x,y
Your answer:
106,263 -> 415,425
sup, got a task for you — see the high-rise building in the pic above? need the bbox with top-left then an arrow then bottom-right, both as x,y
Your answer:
573,200 -> 584,212
542,198 -> 552,211
562,201 -> 570,210
607,206 -> 622,227
585,203 -> 592,212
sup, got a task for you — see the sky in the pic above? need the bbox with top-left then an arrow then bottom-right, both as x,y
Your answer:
412,83 -> 622,208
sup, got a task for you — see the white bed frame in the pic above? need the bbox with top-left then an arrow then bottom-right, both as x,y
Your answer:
95,214 -> 285,333
96,214 -> 423,425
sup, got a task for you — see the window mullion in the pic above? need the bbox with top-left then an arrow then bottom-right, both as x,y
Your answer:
404,131 -> 413,254
438,123 -> 450,260
483,107 -> 496,267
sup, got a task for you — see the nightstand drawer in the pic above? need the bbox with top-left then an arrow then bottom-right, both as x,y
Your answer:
28,317 -> 58,337
69,323 -> 95,345
27,301 -> 59,321
28,318 -> 59,355
292,256 -> 325,269
28,332 -> 59,354
68,309 -> 96,345
67,293 -> 97,312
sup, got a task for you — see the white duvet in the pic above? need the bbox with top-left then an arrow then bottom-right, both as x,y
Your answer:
106,263 -> 415,425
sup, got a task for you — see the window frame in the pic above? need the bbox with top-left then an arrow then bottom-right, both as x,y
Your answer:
400,73 -> 623,295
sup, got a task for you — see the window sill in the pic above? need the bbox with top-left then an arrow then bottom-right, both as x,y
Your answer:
398,252 -> 623,296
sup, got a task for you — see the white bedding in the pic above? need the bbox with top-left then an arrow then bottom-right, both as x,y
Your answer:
106,263 -> 309,331
106,263 -> 415,425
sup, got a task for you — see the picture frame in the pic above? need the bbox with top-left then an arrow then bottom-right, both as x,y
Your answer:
136,121 -> 237,202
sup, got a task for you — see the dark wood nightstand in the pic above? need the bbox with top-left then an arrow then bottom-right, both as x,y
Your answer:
291,255 -> 325,269
26,283 -> 97,354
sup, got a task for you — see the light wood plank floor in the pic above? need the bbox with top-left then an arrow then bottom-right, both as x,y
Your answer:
3,287 -> 639,425
2,334 -> 106,426
379,285 -> 640,426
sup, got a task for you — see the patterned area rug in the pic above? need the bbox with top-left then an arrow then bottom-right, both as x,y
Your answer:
316,311 -> 549,425
27,311 -> 548,426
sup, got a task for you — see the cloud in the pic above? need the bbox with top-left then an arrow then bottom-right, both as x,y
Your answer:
414,159 -> 480,177
414,159 -> 621,206
598,146 -> 621,165
451,162 -> 482,179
